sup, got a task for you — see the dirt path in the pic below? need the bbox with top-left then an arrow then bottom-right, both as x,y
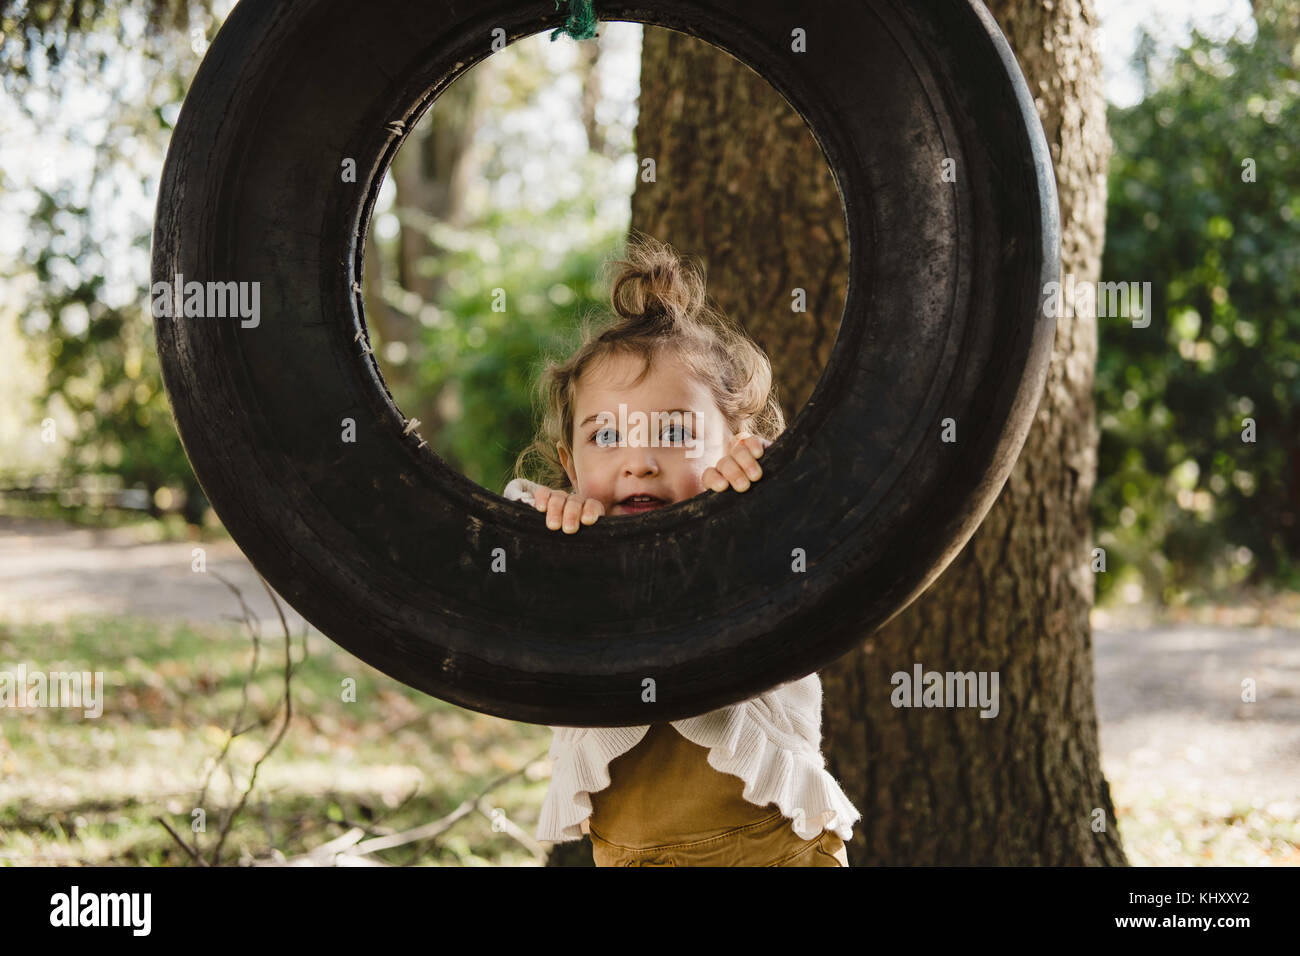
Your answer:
1093,620 -> 1300,803
0,514 -> 309,631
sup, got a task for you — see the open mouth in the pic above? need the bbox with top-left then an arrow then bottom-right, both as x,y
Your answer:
616,495 -> 667,512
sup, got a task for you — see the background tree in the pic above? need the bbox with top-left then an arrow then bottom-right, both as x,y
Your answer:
2,0 -> 220,523
361,75 -> 484,443
1096,11 -> 1300,602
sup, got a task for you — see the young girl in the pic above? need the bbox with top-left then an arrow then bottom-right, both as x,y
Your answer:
503,232 -> 860,866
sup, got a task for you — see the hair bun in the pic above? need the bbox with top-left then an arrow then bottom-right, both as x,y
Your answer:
637,260 -> 677,315
607,233 -> 702,329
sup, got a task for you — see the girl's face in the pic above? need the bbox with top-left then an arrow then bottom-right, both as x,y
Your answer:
558,350 -> 736,516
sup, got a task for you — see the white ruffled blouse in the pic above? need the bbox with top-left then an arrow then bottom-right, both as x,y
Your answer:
503,478 -> 862,845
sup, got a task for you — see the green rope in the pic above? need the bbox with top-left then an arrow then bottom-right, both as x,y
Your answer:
550,0 -> 599,42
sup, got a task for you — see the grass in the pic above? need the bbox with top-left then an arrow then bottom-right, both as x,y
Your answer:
0,614 -> 554,866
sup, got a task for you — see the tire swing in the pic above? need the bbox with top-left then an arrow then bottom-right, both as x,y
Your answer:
151,0 -> 1059,727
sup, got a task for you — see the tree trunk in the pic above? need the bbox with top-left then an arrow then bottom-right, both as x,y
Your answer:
616,0 -> 1119,866
840,0 -> 1118,865
577,41 -> 608,158
628,28 -> 846,419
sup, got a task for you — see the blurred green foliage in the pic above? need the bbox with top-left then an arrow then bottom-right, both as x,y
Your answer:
405,214 -> 613,495
3,12 -> 209,521
1095,18 -> 1300,603
19,174 -> 208,522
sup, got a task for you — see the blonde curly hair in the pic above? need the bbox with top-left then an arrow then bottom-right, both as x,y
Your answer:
512,230 -> 785,493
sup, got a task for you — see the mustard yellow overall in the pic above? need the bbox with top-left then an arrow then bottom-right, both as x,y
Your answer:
586,722 -> 849,866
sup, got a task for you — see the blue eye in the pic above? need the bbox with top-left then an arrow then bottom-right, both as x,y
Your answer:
590,422 -> 692,446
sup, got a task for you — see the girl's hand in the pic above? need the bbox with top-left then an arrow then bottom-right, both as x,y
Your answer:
703,432 -> 771,493
532,484 -> 605,533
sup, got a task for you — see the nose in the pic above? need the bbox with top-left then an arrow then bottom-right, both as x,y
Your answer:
621,443 -> 660,477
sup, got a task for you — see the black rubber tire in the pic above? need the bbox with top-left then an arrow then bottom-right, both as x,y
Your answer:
152,0 -> 1059,726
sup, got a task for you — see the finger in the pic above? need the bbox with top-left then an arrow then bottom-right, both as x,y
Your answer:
702,465 -> 729,493
732,432 -> 767,460
546,493 -> 568,530
580,498 -> 604,525
562,494 -> 586,533
532,486 -> 552,511
714,457 -> 751,492
729,443 -> 763,482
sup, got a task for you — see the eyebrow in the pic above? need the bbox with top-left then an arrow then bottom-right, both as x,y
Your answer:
579,408 -> 695,427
